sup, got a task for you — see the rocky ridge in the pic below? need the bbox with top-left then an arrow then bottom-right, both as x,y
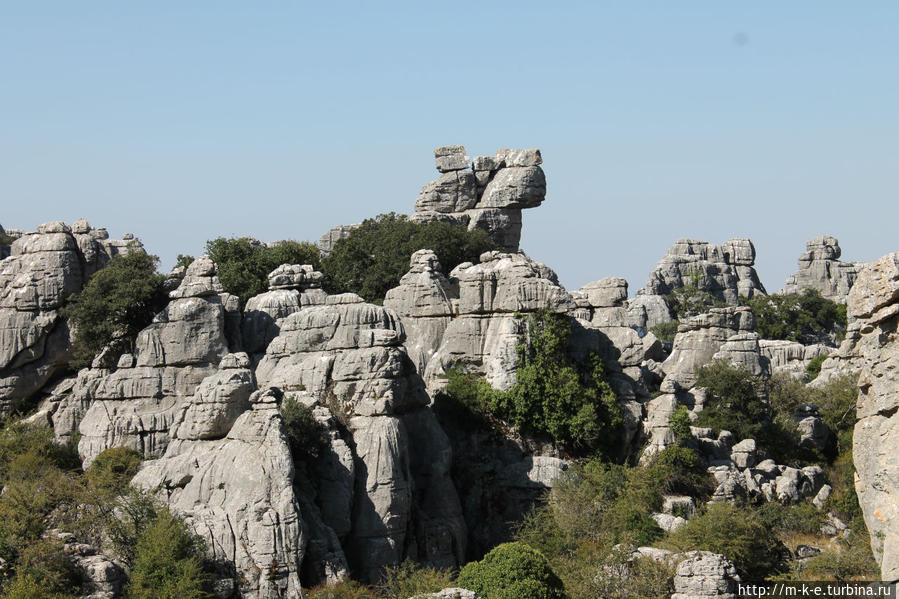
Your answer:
1,147 -> 895,595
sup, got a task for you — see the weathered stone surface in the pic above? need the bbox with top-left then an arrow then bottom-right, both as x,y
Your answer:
415,171 -> 479,214
760,340 -> 830,380
434,145 -> 469,173
0,221 -> 142,413
847,252 -> 899,581
268,263 -> 323,290
671,551 -> 740,599
412,589 -> 481,599
495,147 -> 542,167
411,145 -> 547,251
711,332 -> 769,378
782,236 -> 864,302
133,388 -> 304,599
63,542 -> 125,599
478,166 -> 546,209
661,307 -> 756,387
384,250 -> 456,374
626,293 -> 675,329
638,238 -> 766,305
317,224 -> 359,256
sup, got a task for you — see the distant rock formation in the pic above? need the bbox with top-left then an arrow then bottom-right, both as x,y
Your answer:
781,235 -> 864,302
627,238 -> 766,329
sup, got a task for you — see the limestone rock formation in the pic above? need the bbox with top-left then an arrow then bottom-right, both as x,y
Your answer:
77,256 -> 240,466
383,250 -> 456,375
760,340 -> 830,380
242,264 -> 328,358
412,146 -> 546,251
0,220 -> 142,414
671,551 -> 740,599
133,388 -> 304,599
422,251 -> 573,391
781,236 -> 864,302
630,238 -> 766,329
661,307 -> 758,388
848,252 -> 899,581
318,224 -> 359,256
255,297 -> 467,581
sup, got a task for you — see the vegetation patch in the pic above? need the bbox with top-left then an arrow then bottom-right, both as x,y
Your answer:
321,212 -> 497,303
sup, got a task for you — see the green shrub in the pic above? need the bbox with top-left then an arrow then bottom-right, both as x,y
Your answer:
665,271 -> 724,319
694,360 -> 769,442
64,252 -> 167,368
805,353 -> 828,381
174,254 -> 195,269
2,571 -> 77,599
377,559 -> 454,599
303,580 -> 372,598
668,405 -> 692,445
85,447 -> 142,497
6,538 -> 80,598
742,289 -> 847,345
456,542 -> 566,599
321,212 -> 497,303
205,237 -> 321,307
441,311 -> 622,456
125,508 -> 210,599
280,396 -> 328,463
663,502 -> 787,580
650,320 -> 680,344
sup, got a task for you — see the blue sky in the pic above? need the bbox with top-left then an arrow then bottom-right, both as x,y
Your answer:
2,2 -> 897,293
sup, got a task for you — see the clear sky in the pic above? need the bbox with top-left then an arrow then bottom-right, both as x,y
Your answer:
2,2 -> 897,294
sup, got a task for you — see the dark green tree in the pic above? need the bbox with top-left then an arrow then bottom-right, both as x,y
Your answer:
64,252 -> 167,368
321,212 -> 497,302
125,509 -> 210,599
456,542 -> 566,599
205,237 -> 321,307
741,289 -> 847,344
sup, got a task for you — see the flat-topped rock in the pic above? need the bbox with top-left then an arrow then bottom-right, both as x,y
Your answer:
781,236 -> 863,302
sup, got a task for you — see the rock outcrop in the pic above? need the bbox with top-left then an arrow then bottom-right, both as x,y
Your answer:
781,236 -> 864,302
242,264 -> 327,358
76,256 -> 241,466
629,238 -> 766,329
255,296 -> 466,581
133,388 -> 304,599
317,224 -> 359,256
412,146 -> 546,251
848,253 -> 899,581
0,220 -> 142,414
422,251 -> 573,391
671,551 -> 740,599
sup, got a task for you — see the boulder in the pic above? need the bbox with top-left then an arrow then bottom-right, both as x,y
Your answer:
671,551 -> 740,599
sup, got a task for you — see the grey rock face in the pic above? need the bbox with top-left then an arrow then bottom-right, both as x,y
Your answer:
848,253 -> 899,581
781,236 -> 864,302
412,146 -> 546,251
384,250 -> 456,375
77,259 -> 238,466
637,238 -> 766,306
423,252 -> 573,391
255,298 -> 466,580
661,306 -> 757,388
412,589 -> 481,599
317,224 -> 359,256
133,388 -> 304,599
63,541 -> 125,599
671,551 -> 740,599
760,340 -> 830,380
242,265 -> 328,357
0,221 -> 142,413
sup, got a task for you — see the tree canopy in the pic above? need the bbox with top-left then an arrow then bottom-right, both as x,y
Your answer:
321,212 -> 497,302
